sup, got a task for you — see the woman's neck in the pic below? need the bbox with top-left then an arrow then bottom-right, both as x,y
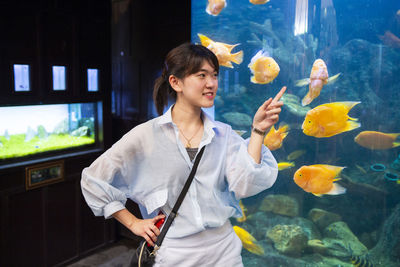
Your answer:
172,103 -> 204,148
171,103 -> 203,127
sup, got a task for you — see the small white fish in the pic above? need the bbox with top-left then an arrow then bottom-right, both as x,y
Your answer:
295,59 -> 340,106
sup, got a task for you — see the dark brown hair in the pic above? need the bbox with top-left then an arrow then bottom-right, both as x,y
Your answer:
153,43 -> 219,115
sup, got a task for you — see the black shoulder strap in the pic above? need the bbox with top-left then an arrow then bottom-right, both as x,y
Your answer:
155,146 -> 205,247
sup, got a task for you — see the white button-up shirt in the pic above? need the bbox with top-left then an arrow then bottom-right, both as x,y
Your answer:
81,106 -> 278,238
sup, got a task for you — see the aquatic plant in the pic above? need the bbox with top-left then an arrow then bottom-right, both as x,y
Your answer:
0,133 -> 95,160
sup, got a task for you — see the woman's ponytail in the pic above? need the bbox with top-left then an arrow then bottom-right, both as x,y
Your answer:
153,74 -> 170,116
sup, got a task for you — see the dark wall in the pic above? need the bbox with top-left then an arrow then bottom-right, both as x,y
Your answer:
0,0 -> 190,266
0,0 -> 114,266
111,0 -> 191,140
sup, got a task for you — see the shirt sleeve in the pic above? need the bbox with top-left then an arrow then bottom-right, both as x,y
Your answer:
81,138 -> 133,219
225,127 -> 278,199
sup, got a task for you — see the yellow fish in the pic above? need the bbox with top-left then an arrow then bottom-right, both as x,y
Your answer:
287,150 -> 306,161
278,161 -> 295,171
293,164 -> 346,197
295,59 -> 341,106
263,124 -> 289,151
236,200 -> 247,223
250,0 -> 270,4
354,131 -> 400,150
233,226 -> 265,255
198,34 -> 243,68
302,101 -> 361,138
248,50 -> 280,84
206,0 -> 227,16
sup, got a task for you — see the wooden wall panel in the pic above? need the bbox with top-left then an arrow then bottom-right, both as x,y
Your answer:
0,152 -> 115,266
0,195 -> 5,267
3,13 -> 37,60
80,196 -> 108,252
46,180 -> 78,266
7,189 -> 45,266
42,13 -> 74,63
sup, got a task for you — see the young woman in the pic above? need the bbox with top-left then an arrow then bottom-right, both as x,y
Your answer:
81,43 -> 285,266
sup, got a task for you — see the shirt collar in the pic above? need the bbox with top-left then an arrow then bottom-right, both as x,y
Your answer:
157,105 -> 217,131
157,105 -> 174,125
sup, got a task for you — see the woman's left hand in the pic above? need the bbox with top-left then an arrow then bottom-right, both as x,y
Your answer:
252,86 -> 286,132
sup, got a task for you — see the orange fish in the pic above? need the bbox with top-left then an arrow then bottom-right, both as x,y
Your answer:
293,164 -> 346,197
295,59 -> 341,106
198,34 -> 243,68
248,50 -> 280,84
250,0 -> 270,4
206,0 -> 227,16
263,124 -> 289,150
378,31 -> 400,49
354,131 -> 400,150
302,101 -> 361,138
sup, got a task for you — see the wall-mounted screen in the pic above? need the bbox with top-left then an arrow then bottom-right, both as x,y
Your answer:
52,66 -> 66,91
13,64 -> 30,92
87,68 -> 99,92
0,102 -> 102,162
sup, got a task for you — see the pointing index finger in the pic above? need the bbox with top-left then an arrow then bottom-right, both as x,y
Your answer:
272,86 -> 287,103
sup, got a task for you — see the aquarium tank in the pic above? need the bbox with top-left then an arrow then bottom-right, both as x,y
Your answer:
192,0 -> 400,266
0,102 -> 101,163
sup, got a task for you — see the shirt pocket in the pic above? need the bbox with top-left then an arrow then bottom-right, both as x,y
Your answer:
144,189 -> 168,215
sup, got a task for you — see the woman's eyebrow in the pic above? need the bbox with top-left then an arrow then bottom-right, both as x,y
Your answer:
198,68 -> 217,73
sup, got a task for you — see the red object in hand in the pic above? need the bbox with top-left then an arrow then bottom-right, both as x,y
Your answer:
155,214 -> 165,229
147,211 -> 165,247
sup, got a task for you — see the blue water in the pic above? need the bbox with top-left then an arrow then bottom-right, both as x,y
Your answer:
192,1 -> 400,266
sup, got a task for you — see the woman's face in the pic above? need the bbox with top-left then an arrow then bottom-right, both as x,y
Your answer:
174,61 -> 219,109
